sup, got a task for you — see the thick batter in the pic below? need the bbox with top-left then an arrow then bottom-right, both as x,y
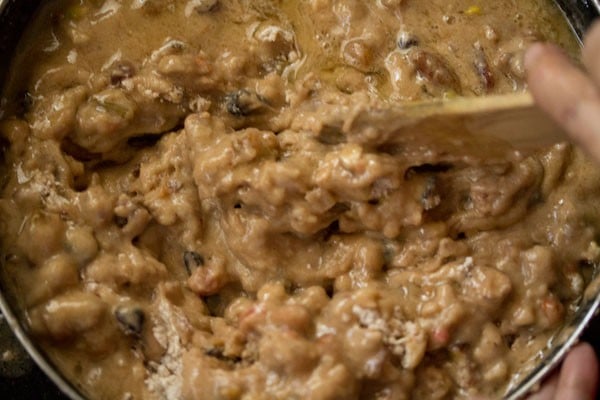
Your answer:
0,1 -> 598,399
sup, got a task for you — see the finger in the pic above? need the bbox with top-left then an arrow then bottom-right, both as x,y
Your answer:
583,20 -> 600,86
525,42 -> 600,162
554,342 -> 599,400
526,371 -> 559,400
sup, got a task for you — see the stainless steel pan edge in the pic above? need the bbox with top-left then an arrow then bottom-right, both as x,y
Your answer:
504,287 -> 600,399
0,288 -> 87,400
0,1 -> 599,400
0,3 -> 128,399
555,0 -> 600,39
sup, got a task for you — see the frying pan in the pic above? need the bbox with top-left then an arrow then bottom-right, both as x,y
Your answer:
0,1 -> 599,399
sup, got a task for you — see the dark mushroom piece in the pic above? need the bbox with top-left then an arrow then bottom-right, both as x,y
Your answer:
183,251 -> 205,275
397,32 -> 419,50
204,347 -> 242,364
225,89 -> 267,117
115,305 -> 145,337
109,61 -> 136,86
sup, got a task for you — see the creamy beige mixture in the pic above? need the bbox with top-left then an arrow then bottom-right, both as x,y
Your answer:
0,1 -> 598,399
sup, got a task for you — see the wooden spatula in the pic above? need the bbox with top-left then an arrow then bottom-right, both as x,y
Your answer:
346,92 -> 567,152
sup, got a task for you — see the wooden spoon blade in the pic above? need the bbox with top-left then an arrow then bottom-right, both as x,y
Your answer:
348,93 -> 568,152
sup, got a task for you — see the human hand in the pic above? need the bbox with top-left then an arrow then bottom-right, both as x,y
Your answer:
524,21 -> 600,400
525,21 -> 600,162
524,342 -> 598,400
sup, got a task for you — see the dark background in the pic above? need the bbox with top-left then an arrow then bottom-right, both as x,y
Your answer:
0,367 -> 66,400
